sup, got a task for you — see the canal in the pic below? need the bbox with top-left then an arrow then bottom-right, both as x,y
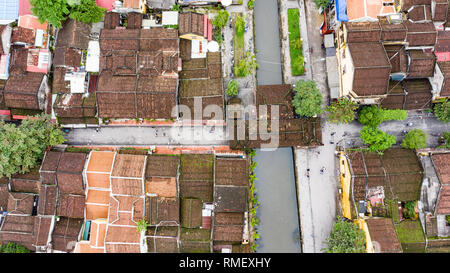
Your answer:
253,0 -> 302,253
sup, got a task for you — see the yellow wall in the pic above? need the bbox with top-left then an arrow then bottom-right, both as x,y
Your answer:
354,218 -> 374,253
339,152 -> 352,219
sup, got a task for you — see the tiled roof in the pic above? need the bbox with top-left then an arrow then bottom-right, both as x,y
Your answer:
215,158 -> 248,186
111,154 -> 146,179
366,218 -> 402,253
147,196 -> 179,225
7,192 -> 35,215
407,49 -> 435,78
145,155 -> 179,178
56,193 -> 85,218
51,217 -> 83,252
56,152 -> 87,195
56,19 -> 91,50
214,186 -> 247,213
37,184 -> 57,216
345,22 -> 381,43
53,47 -> 82,68
11,26 -> 35,44
407,4 -> 432,22
103,12 -> 120,29
405,21 -> 437,46
179,12 -> 205,37
438,61 -> 450,96
348,42 -> 390,96
3,72 -> 44,110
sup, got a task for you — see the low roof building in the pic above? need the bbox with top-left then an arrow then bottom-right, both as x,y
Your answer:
56,19 -> 91,50
366,218 -> 403,253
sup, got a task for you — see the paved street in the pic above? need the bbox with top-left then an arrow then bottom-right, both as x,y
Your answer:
64,125 -> 228,146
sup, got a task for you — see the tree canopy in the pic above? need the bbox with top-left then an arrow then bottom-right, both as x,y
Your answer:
358,105 -> 407,127
326,97 -> 358,124
0,242 -> 31,253
30,0 -> 106,27
226,80 -> 239,97
314,0 -> 331,9
434,100 -> 450,123
360,126 -> 396,154
212,10 -> 230,29
234,52 -> 258,78
0,115 -> 65,178
401,129 -> 427,150
325,217 -> 366,253
292,80 -> 323,117
69,0 -> 106,24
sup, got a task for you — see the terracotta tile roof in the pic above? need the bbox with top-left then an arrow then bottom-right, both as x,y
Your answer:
105,242 -> 140,253
145,177 -> 177,198
40,151 -> 62,185
56,19 -> 91,50
7,192 -> 35,215
147,196 -> 179,225
56,153 -> 87,195
0,183 -> 9,209
348,148 -> 423,202
53,47 -> 82,67
435,31 -> 450,53
213,225 -> 243,242
127,12 -> 142,29
214,186 -> 247,213
379,22 -> 408,42
57,193 -> 85,218
105,225 -> 140,244
37,184 -> 57,216
405,21 -> 437,46
214,212 -> 244,225
345,22 -> 381,43
33,216 -> 52,247
366,218 -> 402,253
179,12 -> 205,37
3,72 -> 45,110
111,154 -> 146,178
0,214 -> 35,251
432,153 -> 450,185
384,45 -> 407,74
123,0 -> 140,8
11,26 -> 35,44
437,61 -> 450,96
10,166 -> 41,194
180,197 -> 202,228
407,49 -> 435,78
400,0 -> 431,11
433,0 -> 449,21
9,46 -> 28,75
348,42 -> 390,96
87,150 -> 115,173
145,155 -> 179,178
407,4 -> 432,22
402,79 -> 432,109
51,217 -> 83,252
103,12 -> 120,29
215,158 -> 248,186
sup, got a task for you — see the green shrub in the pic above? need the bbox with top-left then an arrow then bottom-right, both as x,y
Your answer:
359,105 -> 407,127
401,129 -> 427,150
326,98 -> 358,124
247,0 -> 255,9
0,242 -> 31,253
360,126 -> 396,154
434,100 -> 450,123
226,80 -> 239,97
325,216 -> 366,253
234,52 -> 258,77
235,15 -> 246,37
212,10 -> 229,29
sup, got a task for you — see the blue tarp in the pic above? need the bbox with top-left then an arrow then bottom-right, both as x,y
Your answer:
336,0 -> 349,22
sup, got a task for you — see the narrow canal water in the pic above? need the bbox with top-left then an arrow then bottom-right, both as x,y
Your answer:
253,0 -> 302,253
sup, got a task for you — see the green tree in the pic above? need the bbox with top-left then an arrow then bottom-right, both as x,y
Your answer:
0,242 -> 31,253
358,105 -> 407,127
235,15 -> 246,37
434,100 -> 450,123
212,10 -> 229,29
136,219 -> 148,233
360,126 -> 396,154
234,52 -> 258,77
226,80 -> 239,97
325,216 -> 366,253
0,114 -> 65,178
314,0 -> 330,9
247,0 -> 255,9
292,80 -> 323,117
443,132 -> 450,148
401,129 -> 427,150
326,97 -> 358,124
30,0 -> 70,27
69,0 -> 106,24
